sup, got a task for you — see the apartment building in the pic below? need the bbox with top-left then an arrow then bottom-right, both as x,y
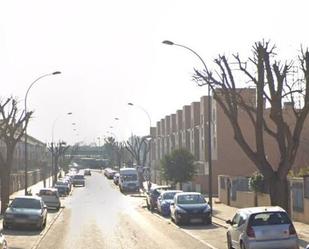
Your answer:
149,87 -> 309,194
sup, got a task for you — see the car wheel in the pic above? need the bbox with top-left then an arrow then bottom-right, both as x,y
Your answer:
227,234 -> 233,249
2,222 -> 8,230
204,217 -> 212,225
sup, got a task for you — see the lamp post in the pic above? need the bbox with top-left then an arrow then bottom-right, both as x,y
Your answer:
51,112 -> 72,186
128,102 -> 152,128
24,71 -> 61,195
162,40 -> 213,214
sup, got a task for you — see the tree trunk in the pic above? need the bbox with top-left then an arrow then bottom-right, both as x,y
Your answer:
54,155 -> 59,184
268,174 -> 289,212
1,166 -> 10,214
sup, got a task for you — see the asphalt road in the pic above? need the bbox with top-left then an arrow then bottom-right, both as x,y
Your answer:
2,171 -> 307,249
32,171 -> 227,249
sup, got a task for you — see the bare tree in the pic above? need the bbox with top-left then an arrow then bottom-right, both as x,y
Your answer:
125,135 -> 150,188
48,141 -> 70,184
0,97 -> 32,213
193,41 -> 309,211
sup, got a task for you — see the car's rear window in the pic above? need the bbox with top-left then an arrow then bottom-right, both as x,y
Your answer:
163,192 -> 178,200
74,175 -> 84,179
177,194 -> 206,204
11,198 -> 41,209
249,211 -> 291,226
39,190 -> 58,196
122,175 -> 137,181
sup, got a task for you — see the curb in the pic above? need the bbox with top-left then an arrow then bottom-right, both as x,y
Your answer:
31,207 -> 65,249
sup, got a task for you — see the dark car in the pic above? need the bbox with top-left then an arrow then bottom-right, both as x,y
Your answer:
145,185 -> 170,211
157,190 -> 183,216
55,180 -> 70,195
170,192 -> 211,225
84,168 -> 91,176
3,196 -> 47,230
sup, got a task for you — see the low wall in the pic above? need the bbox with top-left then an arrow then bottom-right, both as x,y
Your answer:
10,169 -> 45,195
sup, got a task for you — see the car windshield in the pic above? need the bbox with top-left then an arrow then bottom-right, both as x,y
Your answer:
74,175 -> 84,179
122,175 -> 137,181
177,194 -> 206,204
162,192 -> 178,200
249,211 -> 291,226
11,198 -> 41,209
39,190 -> 58,196
56,181 -> 67,185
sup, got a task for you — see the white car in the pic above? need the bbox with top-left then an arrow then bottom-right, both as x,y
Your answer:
226,206 -> 299,249
37,188 -> 61,210
0,233 -> 7,249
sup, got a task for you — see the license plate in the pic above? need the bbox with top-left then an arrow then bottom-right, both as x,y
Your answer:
190,218 -> 202,223
16,218 -> 28,223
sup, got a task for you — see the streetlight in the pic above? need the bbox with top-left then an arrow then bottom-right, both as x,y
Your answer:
24,71 -> 61,195
162,40 -> 213,214
127,102 -> 152,128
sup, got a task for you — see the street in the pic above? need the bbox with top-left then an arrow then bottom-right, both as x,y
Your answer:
2,171 -> 309,249
29,171 -> 227,249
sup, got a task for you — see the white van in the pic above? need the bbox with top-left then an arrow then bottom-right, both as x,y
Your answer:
119,168 -> 139,193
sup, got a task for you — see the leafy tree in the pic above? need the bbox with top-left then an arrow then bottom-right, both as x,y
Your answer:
0,97 -> 32,213
194,41 -> 309,211
160,148 -> 196,188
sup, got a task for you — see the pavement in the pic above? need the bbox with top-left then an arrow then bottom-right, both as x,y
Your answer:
142,181 -> 309,246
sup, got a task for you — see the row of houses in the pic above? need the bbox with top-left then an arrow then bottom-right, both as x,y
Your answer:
147,88 -> 309,194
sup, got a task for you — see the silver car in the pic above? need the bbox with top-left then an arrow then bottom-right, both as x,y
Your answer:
3,196 -> 48,230
226,206 -> 299,249
0,234 -> 7,249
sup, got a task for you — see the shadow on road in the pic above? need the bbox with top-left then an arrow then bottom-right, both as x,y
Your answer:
2,227 -> 41,236
180,223 -> 222,231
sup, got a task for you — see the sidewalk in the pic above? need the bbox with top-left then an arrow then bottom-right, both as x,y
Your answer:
10,176 -> 54,200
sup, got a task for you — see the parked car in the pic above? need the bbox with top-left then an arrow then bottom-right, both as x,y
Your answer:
170,192 -> 211,225
157,190 -> 183,216
113,173 -> 120,185
145,185 -> 170,211
0,234 -> 7,249
226,206 -> 299,249
0,233 -> 9,249
118,168 -> 139,193
37,188 -> 61,210
72,174 -> 85,187
3,196 -> 47,230
104,168 -> 117,179
84,168 -> 91,176
55,180 -> 70,195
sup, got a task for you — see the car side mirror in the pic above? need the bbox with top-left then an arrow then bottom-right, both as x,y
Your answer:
226,219 -> 233,225
170,201 -> 174,206
43,205 -> 47,209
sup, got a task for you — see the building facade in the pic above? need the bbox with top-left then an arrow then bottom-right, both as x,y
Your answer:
149,88 -> 309,194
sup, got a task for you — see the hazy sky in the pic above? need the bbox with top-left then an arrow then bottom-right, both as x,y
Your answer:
1,0 -> 308,145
